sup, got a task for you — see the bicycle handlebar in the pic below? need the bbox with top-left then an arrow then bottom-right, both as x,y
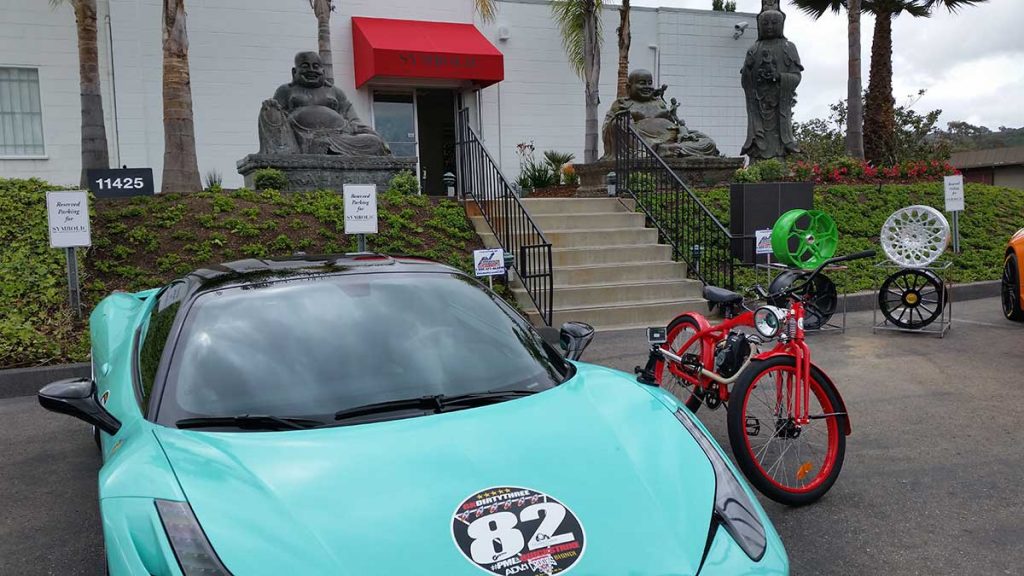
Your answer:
769,249 -> 877,301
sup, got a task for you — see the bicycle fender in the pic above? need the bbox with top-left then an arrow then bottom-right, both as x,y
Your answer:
748,352 -> 852,436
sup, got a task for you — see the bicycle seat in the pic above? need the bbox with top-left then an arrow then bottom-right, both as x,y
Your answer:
703,286 -> 743,306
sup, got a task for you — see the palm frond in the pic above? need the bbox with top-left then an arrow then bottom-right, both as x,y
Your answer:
474,0 -> 498,24
789,1 -> 848,20
923,0 -> 988,14
551,0 -> 603,79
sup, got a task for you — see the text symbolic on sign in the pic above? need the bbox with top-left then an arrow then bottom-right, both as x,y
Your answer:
46,191 -> 91,248
944,175 -> 965,212
344,184 -> 378,235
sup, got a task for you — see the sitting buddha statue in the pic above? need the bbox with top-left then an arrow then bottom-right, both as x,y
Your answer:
601,69 -> 721,160
259,52 -> 390,156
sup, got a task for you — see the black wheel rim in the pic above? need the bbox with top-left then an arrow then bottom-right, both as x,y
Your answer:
768,271 -> 837,330
878,269 -> 945,329
1002,257 -> 1018,317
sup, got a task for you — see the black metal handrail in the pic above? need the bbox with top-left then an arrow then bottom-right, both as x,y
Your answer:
612,113 -> 735,289
456,108 -> 554,326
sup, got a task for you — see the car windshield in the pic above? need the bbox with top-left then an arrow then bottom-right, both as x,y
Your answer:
156,271 -> 569,425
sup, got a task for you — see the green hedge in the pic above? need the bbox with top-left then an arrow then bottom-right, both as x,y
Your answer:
693,182 -> 1023,294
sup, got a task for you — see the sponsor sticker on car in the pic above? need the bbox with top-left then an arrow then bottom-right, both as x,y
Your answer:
452,486 -> 585,575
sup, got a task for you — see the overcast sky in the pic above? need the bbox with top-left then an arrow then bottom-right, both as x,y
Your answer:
632,0 -> 1023,130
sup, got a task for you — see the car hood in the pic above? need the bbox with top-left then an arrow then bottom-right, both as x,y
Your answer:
155,365 -> 717,575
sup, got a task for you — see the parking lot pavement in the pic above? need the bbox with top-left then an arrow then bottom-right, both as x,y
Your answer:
1,297 -> 1021,575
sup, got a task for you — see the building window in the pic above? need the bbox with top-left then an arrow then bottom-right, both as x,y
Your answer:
372,92 -> 417,158
0,67 -> 45,156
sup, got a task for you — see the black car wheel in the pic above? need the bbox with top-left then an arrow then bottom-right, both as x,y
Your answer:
878,269 -> 947,329
1002,253 -> 1024,322
768,270 -> 838,330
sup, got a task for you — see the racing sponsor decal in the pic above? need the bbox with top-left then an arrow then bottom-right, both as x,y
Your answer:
100,390 -> 110,405
452,486 -> 585,576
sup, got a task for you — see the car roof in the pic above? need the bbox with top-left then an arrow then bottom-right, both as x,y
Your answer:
180,253 -> 465,298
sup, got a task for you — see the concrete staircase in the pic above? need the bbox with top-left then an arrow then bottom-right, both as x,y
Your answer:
470,197 -> 707,331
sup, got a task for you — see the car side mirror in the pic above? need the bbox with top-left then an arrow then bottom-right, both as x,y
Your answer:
38,378 -> 121,435
559,321 -> 595,361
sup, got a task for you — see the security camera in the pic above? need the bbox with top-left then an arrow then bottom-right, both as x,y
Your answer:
733,21 -> 749,39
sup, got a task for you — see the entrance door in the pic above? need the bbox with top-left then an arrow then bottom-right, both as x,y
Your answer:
415,90 -> 456,196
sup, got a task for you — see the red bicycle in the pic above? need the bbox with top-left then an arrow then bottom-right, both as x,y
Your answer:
636,250 -> 875,506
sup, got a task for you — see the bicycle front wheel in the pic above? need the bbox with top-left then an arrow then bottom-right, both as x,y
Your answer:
727,355 -> 847,506
655,314 -> 708,413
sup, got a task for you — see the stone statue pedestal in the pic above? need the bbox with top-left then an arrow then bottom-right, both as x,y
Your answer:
575,157 -> 745,197
237,154 -> 418,193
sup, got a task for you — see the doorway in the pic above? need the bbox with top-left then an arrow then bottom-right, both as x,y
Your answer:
415,89 -> 456,196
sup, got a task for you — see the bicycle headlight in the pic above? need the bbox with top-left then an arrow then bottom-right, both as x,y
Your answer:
155,500 -> 233,575
675,409 -> 767,561
753,306 -> 786,339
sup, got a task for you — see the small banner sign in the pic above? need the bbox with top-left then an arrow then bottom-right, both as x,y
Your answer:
343,184 -> 378,235
944,175 -> 965,212
755,229 -> 773,255
474,248 -> 506,277
46,191 -> 91,248
86,168 -> 155,198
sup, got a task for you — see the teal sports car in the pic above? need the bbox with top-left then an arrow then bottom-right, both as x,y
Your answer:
39,254 -> 788,575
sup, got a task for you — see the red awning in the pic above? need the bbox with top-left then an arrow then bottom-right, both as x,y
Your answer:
352,17 -> 504,88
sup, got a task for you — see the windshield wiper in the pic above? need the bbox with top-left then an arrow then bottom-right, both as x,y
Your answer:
333,390 -> 537,422
176,415 -> 324,431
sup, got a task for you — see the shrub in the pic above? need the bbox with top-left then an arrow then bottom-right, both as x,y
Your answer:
204,169 -> 223,192
543,150 -> 575,183
387,170 -> 419,195
253,168 -> 287,191
755,159 -> 787,181
733,164 -> 762,183
562,164 -> 580,186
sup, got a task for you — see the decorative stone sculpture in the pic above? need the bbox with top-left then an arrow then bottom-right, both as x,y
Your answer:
601,69 -> 721,160
740,1 -> 803,162
259,52 -> 390,156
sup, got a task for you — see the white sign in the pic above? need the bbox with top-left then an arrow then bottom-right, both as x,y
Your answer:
343,184 -> 378,235
474,248 -> 506,277
755,229 -> 773,255
944,175 -> 965,212
46,191 -> 91,248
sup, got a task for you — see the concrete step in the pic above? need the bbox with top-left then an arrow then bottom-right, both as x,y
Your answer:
530,212 -> 646,231
477,228 -> 659,249
525,298 -> 708,331
553,261 -> 688,286
551,244 -> 672,267
518,198 -> 636,215
515,280 -> 702,309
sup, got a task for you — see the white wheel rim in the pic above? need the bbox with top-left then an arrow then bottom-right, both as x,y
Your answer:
880,205 -> 950,268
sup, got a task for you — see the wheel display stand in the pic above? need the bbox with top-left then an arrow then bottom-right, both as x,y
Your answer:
755,255 -> 850,334
872,261 -> 952,338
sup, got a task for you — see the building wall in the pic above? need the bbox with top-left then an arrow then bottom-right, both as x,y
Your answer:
1,0 -> 754,190
0,0 -> 116,187
994,166 -> 1024,190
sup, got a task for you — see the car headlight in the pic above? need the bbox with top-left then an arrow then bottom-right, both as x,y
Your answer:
155,500 -> 233,575
674,409 -> 767,561
753,306 -> 786,339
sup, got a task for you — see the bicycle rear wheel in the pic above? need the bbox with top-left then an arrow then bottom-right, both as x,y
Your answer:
655,314 -> 708,413
727,355 -> 847,506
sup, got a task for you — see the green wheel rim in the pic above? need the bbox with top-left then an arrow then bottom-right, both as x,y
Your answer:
770,209 -> 838,269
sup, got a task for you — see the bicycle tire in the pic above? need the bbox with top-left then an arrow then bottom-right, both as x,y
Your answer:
654,314 -> 709,413
727,355 -> 847,506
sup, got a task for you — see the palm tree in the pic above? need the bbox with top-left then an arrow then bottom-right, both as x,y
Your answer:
552,0 -> 603,163
308,1 -> 335,83
51,0 -> 110,188
617,0 -> 631,100
161,0 -> 201,193
846,0 -> 864,160
792,1 -> 987,164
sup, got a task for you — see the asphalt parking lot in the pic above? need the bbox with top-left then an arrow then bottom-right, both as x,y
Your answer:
1,297 -> 1021,575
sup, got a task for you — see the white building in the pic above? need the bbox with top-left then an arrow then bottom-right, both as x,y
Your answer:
0,0 -> 755,193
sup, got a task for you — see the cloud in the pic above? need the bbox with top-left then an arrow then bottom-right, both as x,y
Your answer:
631,0 -> 1022,129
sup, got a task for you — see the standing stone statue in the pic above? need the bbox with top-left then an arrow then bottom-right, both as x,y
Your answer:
259,52 -> 390,156
602,69 -> 721,159
740,1 -> 803,162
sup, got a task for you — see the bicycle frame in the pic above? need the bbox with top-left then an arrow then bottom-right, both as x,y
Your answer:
659,300 -> 815,426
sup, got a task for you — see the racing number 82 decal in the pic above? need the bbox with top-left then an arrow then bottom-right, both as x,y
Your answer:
452,486 -> 586,575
